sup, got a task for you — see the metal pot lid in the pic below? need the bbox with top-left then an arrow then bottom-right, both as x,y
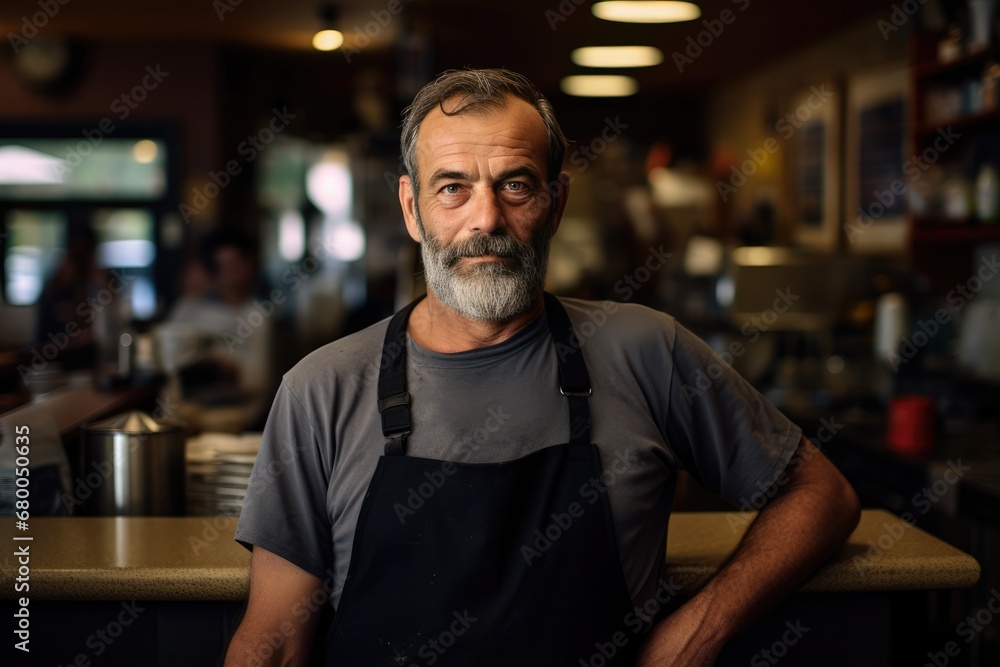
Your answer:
83,409 -> 182,435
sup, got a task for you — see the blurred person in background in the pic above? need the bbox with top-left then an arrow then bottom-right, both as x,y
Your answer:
164,227 -> 273,431
33,226 -> 107,373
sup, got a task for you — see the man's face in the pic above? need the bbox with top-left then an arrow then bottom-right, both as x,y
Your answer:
399,96 -> 568,323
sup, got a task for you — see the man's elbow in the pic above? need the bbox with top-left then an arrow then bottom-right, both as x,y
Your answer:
829,468 -> 862,544
786,436 -> 861,543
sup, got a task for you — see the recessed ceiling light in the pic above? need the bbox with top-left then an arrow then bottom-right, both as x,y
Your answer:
571,46 -> 664,68
132,139 -> 158,164
592,1 -> 701,23
312,29 -> 344,51
560,75 -> 639,97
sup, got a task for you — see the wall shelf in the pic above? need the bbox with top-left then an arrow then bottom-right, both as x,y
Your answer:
908,33 -> 1000,293
915,44 -> 1000,79
915,109 -> 1000,136
911,222 -> 1000,243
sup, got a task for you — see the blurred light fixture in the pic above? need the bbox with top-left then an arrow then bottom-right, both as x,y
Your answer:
560,75 -> 638,97
313,29 -> 344,51
278,209 -> 306,261
132,139 -> 157,164
732,246 -> 781,266
592,1 -> 701,23
312,4 -> 344,51
327,219 -> 365,262
306,151 -> 351,215
571,46 -> 664,68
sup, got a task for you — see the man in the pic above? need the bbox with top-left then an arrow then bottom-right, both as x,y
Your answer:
225,69 -> 860,666
166,227 -> 273,429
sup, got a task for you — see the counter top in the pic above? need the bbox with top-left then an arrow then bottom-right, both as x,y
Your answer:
0,509 -> 979,601
1,516 -> 247,601
666,509 -> 979,593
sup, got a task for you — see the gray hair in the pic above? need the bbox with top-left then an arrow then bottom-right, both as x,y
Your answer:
400,68 -> 568,196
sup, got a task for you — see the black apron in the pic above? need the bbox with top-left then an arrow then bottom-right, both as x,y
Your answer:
325,293 -> 640,666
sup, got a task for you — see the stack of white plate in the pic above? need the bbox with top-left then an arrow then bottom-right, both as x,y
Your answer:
185,432 -> 262,516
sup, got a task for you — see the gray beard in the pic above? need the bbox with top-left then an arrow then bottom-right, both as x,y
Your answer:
415,208 -> 550,323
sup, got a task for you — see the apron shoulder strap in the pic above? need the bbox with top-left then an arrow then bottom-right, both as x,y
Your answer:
377,296 -> 423,455
542,293 -> 592,447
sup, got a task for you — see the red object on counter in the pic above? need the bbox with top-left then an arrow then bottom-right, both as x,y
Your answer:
887,395 -> 935,458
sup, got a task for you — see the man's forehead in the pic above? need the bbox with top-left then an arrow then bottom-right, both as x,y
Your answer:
415,97 -> 549,167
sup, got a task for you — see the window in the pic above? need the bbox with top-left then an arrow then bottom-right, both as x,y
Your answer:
3,209 -> 66,305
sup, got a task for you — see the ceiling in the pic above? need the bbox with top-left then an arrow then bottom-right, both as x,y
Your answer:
0,0 -> 886,91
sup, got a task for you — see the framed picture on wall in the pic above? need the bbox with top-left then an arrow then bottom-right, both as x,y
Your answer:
790,80 -> 840,251
844,66 -> 909,254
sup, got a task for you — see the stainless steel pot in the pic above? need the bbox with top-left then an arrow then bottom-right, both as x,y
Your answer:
79,410 -> 185,516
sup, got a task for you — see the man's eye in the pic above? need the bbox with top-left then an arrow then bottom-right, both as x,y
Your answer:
442,184 -> 461,195
504,181 -> 528,192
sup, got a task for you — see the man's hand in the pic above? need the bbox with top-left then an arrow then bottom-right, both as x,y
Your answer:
637,435 -> 860,665
225,547 -> 325,666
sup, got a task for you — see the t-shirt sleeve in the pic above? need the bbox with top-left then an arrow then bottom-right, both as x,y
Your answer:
234,379 -> 333,580
662,323 -> 803,508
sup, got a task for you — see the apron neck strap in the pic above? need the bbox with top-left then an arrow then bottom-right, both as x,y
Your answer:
376,292 -> 593,455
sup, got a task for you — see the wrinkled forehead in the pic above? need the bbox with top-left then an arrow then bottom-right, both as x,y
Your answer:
414,96 -> 550,175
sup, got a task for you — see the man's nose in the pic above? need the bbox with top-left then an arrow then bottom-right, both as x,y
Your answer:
467,189 -> 506,234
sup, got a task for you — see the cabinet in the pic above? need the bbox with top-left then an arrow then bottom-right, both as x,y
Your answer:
908,36 -> 1000,292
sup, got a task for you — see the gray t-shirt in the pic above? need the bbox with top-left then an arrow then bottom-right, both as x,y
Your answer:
235,297 -> 802,610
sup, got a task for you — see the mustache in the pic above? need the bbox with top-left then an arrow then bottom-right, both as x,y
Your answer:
438,233 -> 535,267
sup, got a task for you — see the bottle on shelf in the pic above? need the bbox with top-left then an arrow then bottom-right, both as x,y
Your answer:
976,163 -> 1000,222
983,61 -> 1000,111
939,24 -> 964,63
942,169 -> 972,220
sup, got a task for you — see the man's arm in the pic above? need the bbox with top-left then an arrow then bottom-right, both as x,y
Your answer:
225,547 -> 325,666
637,435 -> 861,666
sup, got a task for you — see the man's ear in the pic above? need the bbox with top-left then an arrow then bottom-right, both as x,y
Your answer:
399,174 -> 422,243
548,171 -> 571,237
